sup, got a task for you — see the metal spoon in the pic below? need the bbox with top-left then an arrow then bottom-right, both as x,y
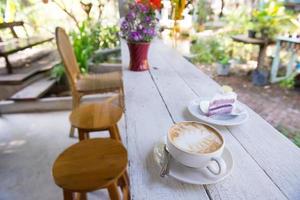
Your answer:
160,145 -> 171,177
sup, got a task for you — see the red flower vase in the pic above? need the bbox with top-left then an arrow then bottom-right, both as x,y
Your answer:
127,42 -> 150,71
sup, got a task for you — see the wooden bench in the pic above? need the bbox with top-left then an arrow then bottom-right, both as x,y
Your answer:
9,77 -> 55,101
0,21 -> 53,74
121,40 -> 300,199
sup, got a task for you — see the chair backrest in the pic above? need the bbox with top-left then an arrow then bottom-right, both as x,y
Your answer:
55,27 -> 80,92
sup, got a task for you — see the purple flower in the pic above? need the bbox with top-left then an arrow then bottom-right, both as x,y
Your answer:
120,2 -> 158,42
130,31 -> 142,41
137,24 -> 143,31
145,16 -> 151,23
126,11 -> 135,21
142,28 -> 148,34
121,21 -> 129,31
149,27 -> 155,36
144,27 -> 155,36
137,3 -> 149,13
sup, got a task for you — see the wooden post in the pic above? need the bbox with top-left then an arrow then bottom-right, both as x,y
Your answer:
4,56 -> 13,74
257,41 -> 268,70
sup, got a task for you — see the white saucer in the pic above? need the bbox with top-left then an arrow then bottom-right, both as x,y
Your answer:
153,138 -> 234,185
188,98 -> 249,126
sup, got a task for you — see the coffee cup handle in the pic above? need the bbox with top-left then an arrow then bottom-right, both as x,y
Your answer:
205,157 -> 227,177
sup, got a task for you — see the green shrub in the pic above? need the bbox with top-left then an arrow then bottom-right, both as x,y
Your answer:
252,0 -> 294,39
191,37 -> 230,64
70,21 -> 120,73
51,63 -> 65,82
52,21 -> 120,81
224,6 -> 251,35
190,39 -> 215,64
279,73 -> 296,89
98,25 -> 120,49
277,125 -> 300,147
71,20 -> 100,73
195,0 -> 213,25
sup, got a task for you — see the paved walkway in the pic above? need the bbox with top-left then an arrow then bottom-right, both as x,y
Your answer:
0,111 -> 125,200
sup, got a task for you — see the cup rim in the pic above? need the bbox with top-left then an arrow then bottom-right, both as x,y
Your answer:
167,121 -> 224,156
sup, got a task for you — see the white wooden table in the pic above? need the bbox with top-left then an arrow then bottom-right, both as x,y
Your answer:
121,40 -> 300,200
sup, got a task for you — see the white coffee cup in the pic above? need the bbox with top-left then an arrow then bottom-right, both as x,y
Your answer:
166,121 -> 226,178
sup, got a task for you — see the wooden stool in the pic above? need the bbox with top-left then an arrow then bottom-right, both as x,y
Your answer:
69,102 -> 123,141
52,138 -> 130,200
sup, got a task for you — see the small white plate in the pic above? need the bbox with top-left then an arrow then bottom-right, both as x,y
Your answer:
188,98 -> 249,126
153,138 -> 234,185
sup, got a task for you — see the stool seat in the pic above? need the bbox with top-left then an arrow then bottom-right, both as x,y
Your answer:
70,102 -> 123,131
52,138 -> 127,192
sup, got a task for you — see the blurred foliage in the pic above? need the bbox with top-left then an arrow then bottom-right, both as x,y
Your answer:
70,20 -> 100,73
51,19 -> 120,80
191,37 -> 229,64
195,0 -> 213,25
70,20 -> 120,73
1,0 -> 120,83
251,0 -> 295,39
277,125 -> 300,147
98,25 -> 119,49
279,72 -> 297,89
51,63 -> 65,82
224,6 -> 251,35
190,6 -> 258,65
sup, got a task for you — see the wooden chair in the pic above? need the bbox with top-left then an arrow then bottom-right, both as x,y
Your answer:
55,27 -> 124,137
69,101 -> 123,141
52,138 -> 130,200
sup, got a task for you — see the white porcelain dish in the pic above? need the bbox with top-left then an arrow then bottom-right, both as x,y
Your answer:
153,137 -> 234,185
188,98 -> 249,126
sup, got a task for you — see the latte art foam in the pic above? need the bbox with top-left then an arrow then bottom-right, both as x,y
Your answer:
170,123 -> 222,154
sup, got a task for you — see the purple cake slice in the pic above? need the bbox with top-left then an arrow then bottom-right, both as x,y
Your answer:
206,92 -> 237,116
207,104 -> 233,116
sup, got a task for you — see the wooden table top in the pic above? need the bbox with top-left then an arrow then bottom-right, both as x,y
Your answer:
52,138 -> 127,192
121,39 -> 300,200
232,34 -> 268,45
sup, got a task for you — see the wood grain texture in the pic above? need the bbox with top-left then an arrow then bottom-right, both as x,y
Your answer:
69,102 -> 123,131
146,42 -> 287,200
52,138 -> 127,192
10,77 -> 55,100
122,42 -> 210,200
148,40 -> 300,199
122,40 -> 300,200
0,55 -> 59,85
56,27 -> 124,137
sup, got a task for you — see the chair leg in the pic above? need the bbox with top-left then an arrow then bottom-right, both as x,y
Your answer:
118,171 -> 130,200
78,129 -> 86,141
70,94 -> 82,137
109,125 -> 121,141
69,126 -> 76,138
63,189 -> 73,200
119,87 -> 125,111
124,171 -> 130,187
113,124 -> 122,141
107,182 -> 121,200
77,192 -> 87,200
